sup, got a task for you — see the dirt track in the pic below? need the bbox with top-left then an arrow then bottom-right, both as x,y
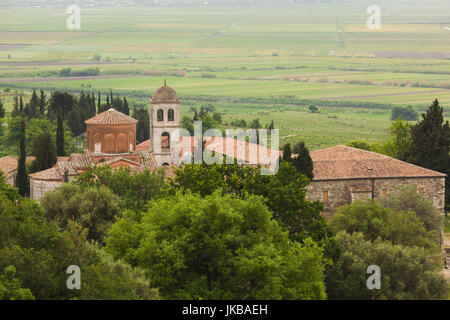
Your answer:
0,61 -> 118,67
0,74 -> 143,83
322,89 -> 450,100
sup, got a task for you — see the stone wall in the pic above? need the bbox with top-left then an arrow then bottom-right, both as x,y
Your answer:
30,179 -> 62,200
5,171 -> 16,187
306,177 -> 445,217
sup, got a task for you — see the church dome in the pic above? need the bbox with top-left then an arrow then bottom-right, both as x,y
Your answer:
151,81 -> 179,104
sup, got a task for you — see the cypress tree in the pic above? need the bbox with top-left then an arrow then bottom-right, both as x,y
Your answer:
39,89 -> 46,116
91,93 -> 96,117
406,99 -> 450,208
30,131 -> 57,173
282,143 -> 291,161
292,141 -> 314,180
25,89 -> 39,119
0,98 -> 5,118
97,91 -> 101,114
56,108 -> 65,156
17,114 -> 29,197
19,96 -> 24,113
123,97 -> 129,115
11,96 -> 20,117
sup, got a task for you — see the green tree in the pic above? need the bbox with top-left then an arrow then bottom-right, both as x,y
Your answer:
74,165 -> 165,213
97,91 -> 101,114
326,232 -> 448,300
406,99 -> 450,208
329,199 -> 439,251
0,266 -> 34,300
41,184 -> 123,243
166,162 -> 337,260
379,186 -> 443,234
0,117 -> 75,157
345,140 -> 372,151
309,105 -> 318,113
380,118 -> 412,160
106,191 -> 327,300
24,89 -> 39,119
132,106 -> 149,143
39,89 -> 46,116
19,96 -> 23,113
68,106 -> 85,136
0,99 -> 5,118
56,108 -> 65,156
16,115 -> 28,197
292,141 -> 314,180
390,105 -> 419,121
123,97 -> 129,115
0,177 -> 159,300
47,91 -> 76,120
30,131 -> 57,173
11,96 -> 20,117
281,143 -> 291,161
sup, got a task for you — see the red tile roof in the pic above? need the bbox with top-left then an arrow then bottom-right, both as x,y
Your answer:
136,139 -> 151,151
310,145 -> 446,180
85,108 -> 137,125
29,167 -> 63,181
0,156 -> 35,175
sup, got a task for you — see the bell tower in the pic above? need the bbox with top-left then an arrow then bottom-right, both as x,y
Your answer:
150,80 -> 180,165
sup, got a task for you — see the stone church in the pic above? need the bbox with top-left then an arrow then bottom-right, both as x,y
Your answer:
0,82 -> 446,217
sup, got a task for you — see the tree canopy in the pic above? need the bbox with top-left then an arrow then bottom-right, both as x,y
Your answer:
0,172 -> 159,300
105,191 -> 327,300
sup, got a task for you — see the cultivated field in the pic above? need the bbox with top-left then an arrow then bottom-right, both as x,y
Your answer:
1,1 -> 449,149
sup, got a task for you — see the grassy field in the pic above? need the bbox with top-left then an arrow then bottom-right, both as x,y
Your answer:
0,1 -> 449,149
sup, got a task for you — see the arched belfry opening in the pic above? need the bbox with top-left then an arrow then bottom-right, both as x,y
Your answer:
162,132 -> 170,149
157,109 -> 164,121
168,109 -> 174,121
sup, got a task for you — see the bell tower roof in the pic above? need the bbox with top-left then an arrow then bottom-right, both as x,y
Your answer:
151,81 -> 179,104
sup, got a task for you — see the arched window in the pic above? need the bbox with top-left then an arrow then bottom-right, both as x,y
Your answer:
162,132 -> 170,149
157,109 -> 164,121
168,109 -> 174,121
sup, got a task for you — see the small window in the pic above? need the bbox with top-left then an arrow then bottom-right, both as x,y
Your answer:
323,191 -> 328,204
168,109 -> 174,121
157,109 -> 164,121
418,187 -> 424,195
381,189 -> 387,196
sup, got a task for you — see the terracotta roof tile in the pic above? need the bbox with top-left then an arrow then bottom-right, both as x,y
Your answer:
29,167 -> 62,181
85,108 -> 137,125
56,161 -> 78,176
310,145 -> 446,180
68,153 -> 93,169
0,156 -> 35,175
97,157 -> 142,167
139,150 -> 157,167
136,139 -> 150,151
